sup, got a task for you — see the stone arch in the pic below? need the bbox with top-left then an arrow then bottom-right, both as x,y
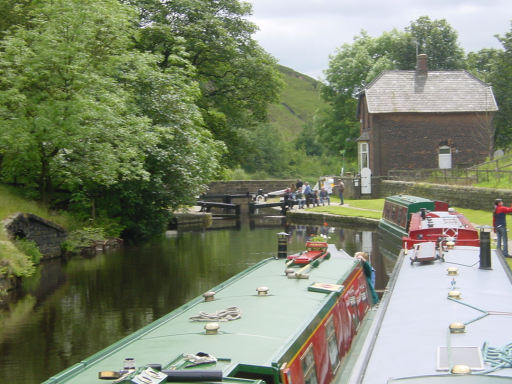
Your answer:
3,213 -> 67,258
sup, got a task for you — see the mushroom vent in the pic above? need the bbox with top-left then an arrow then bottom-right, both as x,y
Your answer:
256,286 -> 269,296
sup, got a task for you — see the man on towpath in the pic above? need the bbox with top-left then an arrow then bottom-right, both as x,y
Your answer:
493,198 -> 512,257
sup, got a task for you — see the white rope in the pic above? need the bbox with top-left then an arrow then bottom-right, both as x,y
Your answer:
183,353 -> 217,366
189,306 -> 241,322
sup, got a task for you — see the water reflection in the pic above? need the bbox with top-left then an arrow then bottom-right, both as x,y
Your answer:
0,217 -> 397,383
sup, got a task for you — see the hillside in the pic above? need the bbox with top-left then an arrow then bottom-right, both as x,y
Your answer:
268,65 -> 327,141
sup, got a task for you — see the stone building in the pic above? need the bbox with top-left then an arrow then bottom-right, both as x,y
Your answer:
356,54 -> 498,177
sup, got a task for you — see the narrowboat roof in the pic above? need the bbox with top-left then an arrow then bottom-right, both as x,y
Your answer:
347,246 -> 512,383
45,245 -> 358,384
384,195 -> 435,209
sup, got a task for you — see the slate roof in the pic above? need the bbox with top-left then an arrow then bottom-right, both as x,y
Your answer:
363,70 -> 498,114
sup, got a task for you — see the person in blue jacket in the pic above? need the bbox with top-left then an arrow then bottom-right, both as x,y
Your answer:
355,252 -> 378,304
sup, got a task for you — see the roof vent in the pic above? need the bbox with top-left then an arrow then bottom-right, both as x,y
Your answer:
447,267 -> 458,276
204,322 -> 220,335
203,291 -> 216,302
449,322 -> 466,333
256,286 -> 269,296
451,365 -> 471,374
448,290 -> 461,299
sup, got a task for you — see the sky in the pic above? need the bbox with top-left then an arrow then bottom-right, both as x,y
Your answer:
245,0 -> 512,79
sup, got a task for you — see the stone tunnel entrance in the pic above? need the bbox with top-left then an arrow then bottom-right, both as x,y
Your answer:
3,213 -> 67,259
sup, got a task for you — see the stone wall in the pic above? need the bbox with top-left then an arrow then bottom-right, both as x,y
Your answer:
206,180 -> 296,195
3,213 -> 67,258
375,180 -> 512,211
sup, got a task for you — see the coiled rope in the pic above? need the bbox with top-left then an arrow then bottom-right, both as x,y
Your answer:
189,306 -> 241,322
478,342 -> 512,374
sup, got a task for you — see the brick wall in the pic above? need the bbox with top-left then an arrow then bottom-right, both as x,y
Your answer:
371,113 -> 491,176
3,213 -> 67,258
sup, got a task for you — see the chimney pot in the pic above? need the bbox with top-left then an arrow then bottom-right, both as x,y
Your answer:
416,54 -> 428,74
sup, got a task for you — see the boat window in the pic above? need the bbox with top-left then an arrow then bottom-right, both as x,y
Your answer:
300,345 -> 318,384
325,316 -> 340,374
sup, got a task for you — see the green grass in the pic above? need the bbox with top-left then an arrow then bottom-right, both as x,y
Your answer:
0,184 -> 79,280
268,65 -> 327,141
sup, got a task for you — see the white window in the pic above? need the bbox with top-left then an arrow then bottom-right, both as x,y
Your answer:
359,142 -> 369,171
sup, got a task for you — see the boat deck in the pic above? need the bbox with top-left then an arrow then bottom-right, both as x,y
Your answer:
45,245 -> 358,384
348,246 -> 512,383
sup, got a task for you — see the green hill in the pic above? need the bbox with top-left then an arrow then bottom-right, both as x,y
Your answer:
268,65 -> 327,141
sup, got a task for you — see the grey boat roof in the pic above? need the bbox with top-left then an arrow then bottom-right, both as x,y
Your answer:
45,245 -> 358,384
347,245 -> 512,383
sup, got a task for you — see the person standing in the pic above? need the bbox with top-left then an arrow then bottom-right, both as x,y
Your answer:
493,198 -> 512,257
337,180 -> 345,205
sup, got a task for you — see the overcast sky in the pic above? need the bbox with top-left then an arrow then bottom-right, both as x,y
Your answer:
245,0 -> 512,79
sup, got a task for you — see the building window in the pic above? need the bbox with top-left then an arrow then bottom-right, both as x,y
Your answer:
325,317 -> 340,374
301,345 -> 318,384
359,142 -> 369,171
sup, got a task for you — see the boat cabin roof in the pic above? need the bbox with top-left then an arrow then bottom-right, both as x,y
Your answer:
384,195 -> 435,210
45,245 -> 358,384
348,246 -> 512,382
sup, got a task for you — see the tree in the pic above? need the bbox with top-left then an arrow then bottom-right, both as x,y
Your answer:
487,24 -> 512,149
0,0 -> 155,203
125,0 -> 283,168
0,0 -> 224,238
404,16 -> 465,70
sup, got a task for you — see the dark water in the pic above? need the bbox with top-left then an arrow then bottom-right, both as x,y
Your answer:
0,217 -> 395,383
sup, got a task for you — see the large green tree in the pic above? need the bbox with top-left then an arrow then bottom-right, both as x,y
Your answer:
125,0 -> 283,168
0,0 -> 223,238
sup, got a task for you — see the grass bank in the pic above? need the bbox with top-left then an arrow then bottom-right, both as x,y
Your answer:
0,185 -> 79,280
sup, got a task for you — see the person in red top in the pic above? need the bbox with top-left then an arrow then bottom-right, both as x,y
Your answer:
493,198 -> 512,257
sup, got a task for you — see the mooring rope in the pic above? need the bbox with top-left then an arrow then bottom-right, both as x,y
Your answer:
477,342 -> 512,374
189,306 -> 241,322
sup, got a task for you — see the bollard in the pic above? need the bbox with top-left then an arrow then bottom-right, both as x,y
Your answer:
277,232 -> 289,259
479,228 -> 492,270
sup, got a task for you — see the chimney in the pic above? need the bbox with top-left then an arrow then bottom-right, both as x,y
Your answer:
416,54 -> 428,75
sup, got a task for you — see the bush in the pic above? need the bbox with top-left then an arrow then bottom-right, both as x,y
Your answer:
14,239 -> 42,265
61,227 -> 105,253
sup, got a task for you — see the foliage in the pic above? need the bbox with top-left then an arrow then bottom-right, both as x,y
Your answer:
13,239 -> 42,265
0,0 -> 155,203
403,16 -> 465,70
61,227 -> 105,253
0,0 -> 225,240
0,240 -> 35,278
126,0 -> 283,168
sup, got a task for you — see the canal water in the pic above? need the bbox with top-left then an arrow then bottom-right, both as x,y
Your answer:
0,216 -> 397,383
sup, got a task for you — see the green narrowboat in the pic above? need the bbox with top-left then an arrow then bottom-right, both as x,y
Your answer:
378,195 -> 438,242
43,244 -> 375,384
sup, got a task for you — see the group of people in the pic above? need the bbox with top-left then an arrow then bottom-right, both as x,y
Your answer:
283,178 -> 345,209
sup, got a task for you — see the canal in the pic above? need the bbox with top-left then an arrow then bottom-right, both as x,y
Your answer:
0,216 -> 397,383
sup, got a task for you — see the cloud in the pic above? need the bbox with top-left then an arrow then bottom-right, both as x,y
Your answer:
246,0 -> 511,79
